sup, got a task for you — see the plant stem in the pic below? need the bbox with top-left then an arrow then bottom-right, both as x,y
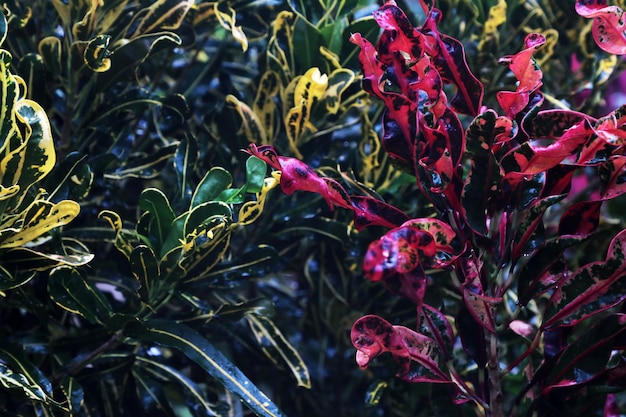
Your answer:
487,330 -> 504,417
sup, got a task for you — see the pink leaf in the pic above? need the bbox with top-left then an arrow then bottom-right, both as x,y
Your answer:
576,0 -> 626,55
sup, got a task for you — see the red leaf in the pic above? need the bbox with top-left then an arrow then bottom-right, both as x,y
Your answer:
351,315 -> 450,383
420,9 -> 484,116
576,0 -> 626,55
497,33 -> 546,117
503,119 -> 593,174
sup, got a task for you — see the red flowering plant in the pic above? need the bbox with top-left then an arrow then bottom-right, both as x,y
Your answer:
246,0 -> 626,415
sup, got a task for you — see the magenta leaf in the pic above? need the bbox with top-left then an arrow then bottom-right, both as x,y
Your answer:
576,0 -> 626,55
502,118 -> 594,175
542,229 -> 626,329
351,315 -> 451,383
497,33 -> 546,117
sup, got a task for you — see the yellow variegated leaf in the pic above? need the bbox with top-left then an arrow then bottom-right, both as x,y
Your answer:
245,314 -> 311,388
285,105 -> 306,159
98,210 -> 134,259
131,0 -> 193,38
0,200 -> 80,248
51,0 -> 71,26
237,173 -> 280,226
97,0 -> 129,34
253,71 -> 280,143
319,46 -> 341,70
324,68 -> 355,115
214,2 -> 248,52
38,37 -> 62,75
478,0 -> 506,51
595,53 -> 618,86
267,11 -> 294,81
226,95 -> 267,144
0,185 -> 19,201
294,67 -> 328,105
71,0 -> 100,40
192,3 -> 215,26
83,35 -> 112,73
284,68 -> 328,156
0,98 -> 56,209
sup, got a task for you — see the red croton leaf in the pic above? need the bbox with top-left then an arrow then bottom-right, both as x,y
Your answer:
576,0 -> 626,55
351,315 -> 451,383
363,218 -> 456,281
497,33 -> 546,118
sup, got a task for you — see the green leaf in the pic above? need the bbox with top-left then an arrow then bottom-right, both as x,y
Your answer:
38,36 -> 62,75
139,188 -> 176,248
292,17 -> 323,71
245,314 -> 311,388
125,319 -> 287,417
0,265 -> 34,290
0,342 -> 53,403
174,134 -> 198,204
129,0 -> 193,38
130,245 -> 161,305
48,266 -> 114,325
43,152 -> 93,202
58,377 -> 85,415
191,168 -> 233,208
245,156 -> 267,194
134,356 -> 219,416
104,144 -> 177,179
83,35 -> 112,72
132,366 -> 177,416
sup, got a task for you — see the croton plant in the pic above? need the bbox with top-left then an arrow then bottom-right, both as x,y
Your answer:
248,0 -> 626,415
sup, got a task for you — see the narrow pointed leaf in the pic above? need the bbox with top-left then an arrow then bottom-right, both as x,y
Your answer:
126,319 -> 287,417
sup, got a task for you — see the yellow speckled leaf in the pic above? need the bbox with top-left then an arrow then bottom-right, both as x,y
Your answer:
324,68 -> 355,115
253,71 -> 280,143
38,37 -> 62,75
83,35 -> 112,72
131,0 -> 193,38
478,0 -> 506,51
237,174 -> 280,226
226,95 -> 267,144
214,2 -> 248,52
0,200 -> 80,248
